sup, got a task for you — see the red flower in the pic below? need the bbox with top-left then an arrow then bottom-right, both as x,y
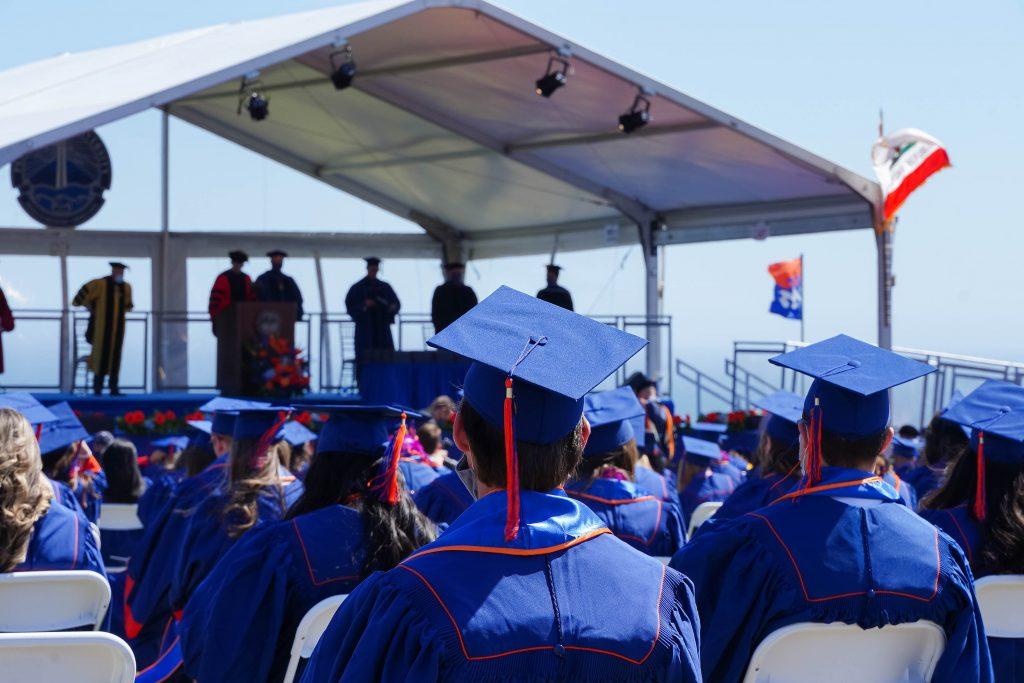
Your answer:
185,410 -> 204,422
154,413 -> 166,426
123,410 -> 145,426
163,409 -> 177,420
295,411 -> 312,425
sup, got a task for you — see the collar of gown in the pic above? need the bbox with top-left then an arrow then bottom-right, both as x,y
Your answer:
774,466 -> 901,505
409,489 -> 610,557
566,477 -> 651,504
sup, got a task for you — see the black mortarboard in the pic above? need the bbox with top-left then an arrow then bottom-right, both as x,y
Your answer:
364,257 -> 381,266
229,250 -> 249,263
267,250 -> 288,258
109,262 -> 128,269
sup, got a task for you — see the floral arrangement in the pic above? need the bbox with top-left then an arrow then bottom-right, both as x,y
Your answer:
116,409 -> 188,435
246,334 -> 311,398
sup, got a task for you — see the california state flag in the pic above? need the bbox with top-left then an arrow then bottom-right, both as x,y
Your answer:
871,129 -> 950,221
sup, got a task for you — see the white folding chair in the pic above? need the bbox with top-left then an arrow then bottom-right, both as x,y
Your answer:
742,620 -> 946,683
282,594 -> 348,683
0,631 -> 135,683
975,575 -> 1024,637
687,501 -> 723,540
97,503 -> 143,531
0,570 -> 110,631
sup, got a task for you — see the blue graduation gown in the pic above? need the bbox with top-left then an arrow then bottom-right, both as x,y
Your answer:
17,501 -> 105,576
710,470 -> 800,523
712,459 -> 746,486
48,477 -> 90,523
635,465 -> 680,506
414,470 -> 473,526
72,470 -> 104,524
181,504 -> 365,682
398,457 -> 447,495
905,464 -> 944,500
136,472 -> 179,527
679,469 -> 737,527
884,470 -> 919,509
921,506 -> 1021,682
566,478 -> 685,557
671,467 -> 992,682
301,489 -> 702,682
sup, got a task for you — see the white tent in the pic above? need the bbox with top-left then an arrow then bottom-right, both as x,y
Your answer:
0,0 -> 884,390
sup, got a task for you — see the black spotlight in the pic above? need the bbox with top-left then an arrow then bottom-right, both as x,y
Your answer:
535,57 -> 569,98
330,47 -> 357,90
618,94 -> 651,134
237,77 -> 269,121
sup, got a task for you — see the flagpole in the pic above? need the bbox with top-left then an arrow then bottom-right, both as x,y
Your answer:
799,253 -> 805,344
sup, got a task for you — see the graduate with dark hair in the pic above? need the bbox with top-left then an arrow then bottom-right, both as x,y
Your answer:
671,335 -> 991,682
302,287 -> 701,682
180,406 -> 435,683
919,380 -> 1024,681
566,387 -> 685,557
677,436 -> 737,528
907,391 -> 970,499
38,401 -> 104,524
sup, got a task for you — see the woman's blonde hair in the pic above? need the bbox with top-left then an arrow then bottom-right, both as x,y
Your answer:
0,409 -> 52,571
221,438 -> 289,538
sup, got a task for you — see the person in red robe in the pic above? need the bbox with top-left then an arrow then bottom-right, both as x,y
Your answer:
208,251 -> 255,336
0,283 -> 13,374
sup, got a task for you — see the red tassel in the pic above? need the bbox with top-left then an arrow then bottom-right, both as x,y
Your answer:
974,432 -> 986,521
504,377 -> 521,542
383,413 -> 408,505
254,411 -> 290,471
802,399 -> 823,489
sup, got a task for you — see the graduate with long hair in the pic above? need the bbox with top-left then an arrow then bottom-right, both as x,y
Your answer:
38,401 -> 104,524
907,391 -> 970,499
920,380 -> 1024,681
181,406 -> 436,682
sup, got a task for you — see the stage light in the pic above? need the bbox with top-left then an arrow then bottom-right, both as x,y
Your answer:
245,92 -> 269,121
535,57 -> 570,98
618,94 -> 651,134
330,47 -> 357,90
237,75 -> 269,121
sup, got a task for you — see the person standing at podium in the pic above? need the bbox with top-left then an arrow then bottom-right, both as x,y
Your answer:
208,250 -> 255,336
345,258 -> 400,379
537,263 -> 574,310
430,261 -> 477,333
254,249 -> 304,319
73,262 -> 133,395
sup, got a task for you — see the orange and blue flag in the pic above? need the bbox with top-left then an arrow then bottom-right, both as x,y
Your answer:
768,257 -> 802,320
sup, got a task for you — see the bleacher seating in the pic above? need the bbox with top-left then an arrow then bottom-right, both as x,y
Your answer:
0,570 -> 110,631
282,594 -> 348,683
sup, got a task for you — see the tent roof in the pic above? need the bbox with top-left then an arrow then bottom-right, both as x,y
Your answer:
0,0 -> 880,258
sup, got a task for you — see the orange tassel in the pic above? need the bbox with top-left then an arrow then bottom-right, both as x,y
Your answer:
504,377 -> 520,542
974,432 -> 986,521
383,413 -> 408,505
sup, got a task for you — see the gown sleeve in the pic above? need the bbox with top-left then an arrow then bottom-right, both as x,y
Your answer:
181,523 -> 291,682
169,498 -> 233,613
662,501 -> 686,556
301,571 -> 445,683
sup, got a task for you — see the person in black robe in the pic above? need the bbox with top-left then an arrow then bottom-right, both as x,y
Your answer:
344,258 -> 400,380
208,251 -> 255,336
254,249 -> 304,319
430,261 -> 477,334
536,264 -> 574,310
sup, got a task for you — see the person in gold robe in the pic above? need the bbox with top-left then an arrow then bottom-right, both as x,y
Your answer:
73,262 -> 133,395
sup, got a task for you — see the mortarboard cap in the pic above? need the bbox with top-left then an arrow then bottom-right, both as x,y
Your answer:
228,250 -> 249,263
754,390 -> 804,444
443,261 -> 465,270
90,430 -> 115,451
939,390 -> 971,436
280,421 -> 317,447
364,257 -> 381,266
231,408 -> 290,441
582,387 -> 645,459
0,393 -> 57,426
769,334 -> 935,438
546,264 -> 562,272
38,402 -> 89,454
682,435 -> 724,463
309,405 -> 413,456
187,420 -> 212,435
199,397 -> 270,413
890,435 -> 919,460
943,380 -> 1024,463
210,412 -> 239,437
624,371 -> 657,394
109,262 -> 128,269
266,249 -> 287,258
152,435 -> 189,452
690,422 -> 727,442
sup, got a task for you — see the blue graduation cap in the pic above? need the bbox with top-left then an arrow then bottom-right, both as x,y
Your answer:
38,402 -> 89,455
280,421 -> 317,447
753,390 -> 803,445
232,408 -> 290,441
152,435 -> 189,452
939,390 -> 971,437
211,411 -> 240,437
890,435 -> 919,460
0,392 -> 57,426
582,387 -> 645,459
690,422 -> 727,444
426,286 -> 647,541
198,397 -> 271,413
682,435 -> 724,463
187,420 -> 212,435
308,405 -> 414,456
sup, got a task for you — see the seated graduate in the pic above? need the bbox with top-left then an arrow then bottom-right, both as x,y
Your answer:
98,438 -> 148,568
890,433 -> 920,478
919,380 -> 1024,682
39,401 -> 104,524
906,392 -> 970,499
711,390 -> 802,523
626,372 -> 677,479
566,387 -> 685,557
676,435 -> 738,527
0,408 -> 104,576
136,424 -> 215,527
280,419 -> 318,479
301,287 -> 702,682
125,405 -> 248,667
671,335 -> 992,682
180,406 -> 436,683
413,467 -> 474,526
395,428 -> 449,495
876,451 -> 919,509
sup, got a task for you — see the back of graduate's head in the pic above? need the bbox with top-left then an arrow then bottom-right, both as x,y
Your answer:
574,439 -> 639,482
798,417 -> 892,472
222,411 -> 292,538
102,439 -> 145,504
0,409 -> 52,572
922,411 -> 969,468
178,443 -> 216,478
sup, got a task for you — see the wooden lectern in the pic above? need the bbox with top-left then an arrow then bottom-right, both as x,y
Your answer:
215,302 -> 297,396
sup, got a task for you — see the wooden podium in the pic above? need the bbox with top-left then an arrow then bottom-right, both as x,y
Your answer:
215,302 -> 297,396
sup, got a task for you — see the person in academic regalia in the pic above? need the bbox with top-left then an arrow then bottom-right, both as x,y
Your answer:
905,392 -> 970,500
879,455 -> 919,508
671,335 -> 992,682
566,387 -> 685,557
38,401 -> 104,524
301,287 -> 701,683
208,251 -> 256,336
626,371 -> 677,474
536,263 -> 574,310
345,257 -> 400,379
707,390 -> 802,525
97,439 -> 148,568
254,249 -> 304,318
889,433 -> 920,479
0,278 -> 14,375
181,406 -> 436,683
919,380 -> 1024,682
430,261 -> 478,333
395,429 -> 450,495
0,409 -> 104,578
676,435 -> 738,529
413,468 -> 474,526
73,262 -> 133,395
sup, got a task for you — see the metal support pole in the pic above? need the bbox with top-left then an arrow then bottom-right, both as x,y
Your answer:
154,110 -> 170,390
58,249 -> 72,393
642,219 -> 663,381
314,252 -> 332,390
875,221 -> 894,349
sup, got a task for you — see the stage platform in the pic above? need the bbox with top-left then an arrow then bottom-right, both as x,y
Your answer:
30,391 -> 362,418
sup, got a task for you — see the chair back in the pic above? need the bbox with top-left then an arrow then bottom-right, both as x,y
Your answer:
0,631 -> 135,683
975,575 -> 1024,637
687,501 -> 723,539
281,594 -> 348,683
0,570 -> 110,631
742,620 -> 946,683
98,503 -> 143,531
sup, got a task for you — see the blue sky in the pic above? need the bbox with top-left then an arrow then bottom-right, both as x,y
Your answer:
0,0 -> 1021,417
